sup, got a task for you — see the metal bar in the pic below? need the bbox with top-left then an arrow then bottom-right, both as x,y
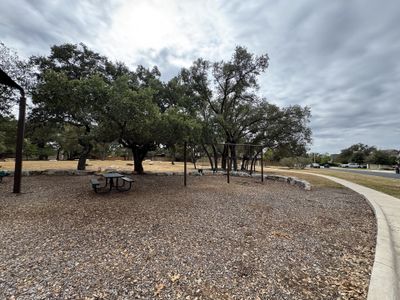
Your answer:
261,148 -> 264,182
13,93 -> 26,193
184,141 -> 187,187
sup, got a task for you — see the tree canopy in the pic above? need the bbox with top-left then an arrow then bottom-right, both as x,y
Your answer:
1,42 -> 313,173
0,42 -> 34,115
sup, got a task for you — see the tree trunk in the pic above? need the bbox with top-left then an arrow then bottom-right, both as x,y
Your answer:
212,144 -> 218,170
133,151 -> 144,174
131,145 -> 149,174
230,144 -> 237,171
240,155 -> 248,171
77,156 -> 87,170
167,145 -> 176,165
202,144 -> 213,170
77,142 -> 92,170
250,149 -> 262,174
191,148 -> 198,169
77,126 -> 93,171
221,144 -> 228,170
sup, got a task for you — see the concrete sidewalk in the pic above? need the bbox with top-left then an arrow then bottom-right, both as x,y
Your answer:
302,172 -> 400,300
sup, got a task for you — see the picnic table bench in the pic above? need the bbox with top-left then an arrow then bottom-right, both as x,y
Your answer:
90,172 -> 134,193
0,170 -> 10,183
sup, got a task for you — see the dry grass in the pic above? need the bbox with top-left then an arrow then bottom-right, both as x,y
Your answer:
265,168 -> 343,189
0,159 -> 196,173
0,160 -> 344,190
270,168 -> 400,199
4,160 -> 398,198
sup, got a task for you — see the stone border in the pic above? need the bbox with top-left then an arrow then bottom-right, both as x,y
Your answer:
136,170 -> 311,190
4,169 -> 312,191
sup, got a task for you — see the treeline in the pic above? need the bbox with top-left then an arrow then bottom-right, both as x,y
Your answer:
0,42 -> 312,173
335,143 -> 398,165
310,143 -> 399,166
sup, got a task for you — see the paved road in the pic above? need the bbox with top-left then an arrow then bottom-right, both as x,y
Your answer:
325,167 -> 400,179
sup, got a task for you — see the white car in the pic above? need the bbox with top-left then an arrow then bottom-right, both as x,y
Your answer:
347,163 -> 360,168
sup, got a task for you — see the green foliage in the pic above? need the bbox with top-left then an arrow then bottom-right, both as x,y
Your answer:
279,157 -> 311,169
173,47 -> 311,170
30,44 -> 115,168
23,139 -> 38,159
178,47 -> 270,144
367,150 -> 397,165
337,143 -> 376,164
0,42 -> 34,115
0,116 -> 17,157
3,42 -> 314,173
159,108 -> 202,145
308,153 -> 331,164
263,149 -> 275,161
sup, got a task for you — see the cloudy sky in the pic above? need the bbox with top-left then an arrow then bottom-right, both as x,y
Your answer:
1,0 -> 399,153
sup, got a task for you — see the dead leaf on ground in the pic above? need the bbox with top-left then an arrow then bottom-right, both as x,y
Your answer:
154,283 -> 165,296
169,273 -> 181,283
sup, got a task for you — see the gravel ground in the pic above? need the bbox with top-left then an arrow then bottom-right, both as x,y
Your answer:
0,175 -> 376,299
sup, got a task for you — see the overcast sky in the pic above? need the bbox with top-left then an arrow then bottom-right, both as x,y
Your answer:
1,0 -> 399,153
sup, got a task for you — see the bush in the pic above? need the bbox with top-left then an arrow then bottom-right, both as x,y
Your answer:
280,157 -> 310,169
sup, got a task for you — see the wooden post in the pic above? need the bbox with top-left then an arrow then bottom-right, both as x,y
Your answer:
261,147 -> 264,182
184,141 -> 187,187
227,145 -> 230,184
13,93 -> 26,193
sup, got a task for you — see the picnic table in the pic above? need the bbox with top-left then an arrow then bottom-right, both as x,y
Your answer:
0,170 -> 10,183
90,172 -> 134,193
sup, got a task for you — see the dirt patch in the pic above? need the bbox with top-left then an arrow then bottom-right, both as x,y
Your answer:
0,175 -> 376,299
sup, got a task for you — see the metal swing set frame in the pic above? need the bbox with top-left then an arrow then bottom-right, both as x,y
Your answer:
182,142 -> 265,186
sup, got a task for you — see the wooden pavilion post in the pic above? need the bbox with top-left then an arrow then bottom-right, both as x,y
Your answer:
13,92 -> 26,193
227,145 -> 230,184
0,68 -> 25,194
261,147 -> 264,182
184,141 -> 187,187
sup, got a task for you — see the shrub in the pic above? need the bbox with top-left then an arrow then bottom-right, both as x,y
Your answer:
280,157 -> 310,169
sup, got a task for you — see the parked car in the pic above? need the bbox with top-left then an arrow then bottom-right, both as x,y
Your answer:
396,165 -> 400,174
323,163 -> 330,168
340,163 -> 348,168
310,163 -> 320,168
348,163 -> 360,168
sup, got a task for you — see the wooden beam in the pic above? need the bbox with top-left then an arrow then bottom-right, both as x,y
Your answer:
13,93 -> 26,193
184,141 -> 187,187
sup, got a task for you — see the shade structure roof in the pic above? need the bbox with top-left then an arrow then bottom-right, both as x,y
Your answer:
0,67 -> 23,92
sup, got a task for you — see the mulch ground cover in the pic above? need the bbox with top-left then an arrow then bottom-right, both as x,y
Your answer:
0,175 -> 376,299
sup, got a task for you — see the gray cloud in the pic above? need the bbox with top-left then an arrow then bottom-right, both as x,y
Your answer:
1,0 -> 399,153
221,0 -> 400,152
0,0 -> 119,55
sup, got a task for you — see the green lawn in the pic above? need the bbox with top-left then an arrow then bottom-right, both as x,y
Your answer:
269,168 -> 400,199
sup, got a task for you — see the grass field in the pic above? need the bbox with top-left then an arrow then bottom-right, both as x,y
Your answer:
265,169 -> 344,189
269,168 -> 400,199
2,160 -> 398,198
0,159 -> 196,173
